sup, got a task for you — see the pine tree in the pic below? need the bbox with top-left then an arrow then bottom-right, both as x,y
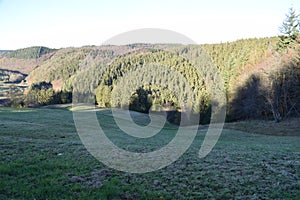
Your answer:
277,7 -> 300,51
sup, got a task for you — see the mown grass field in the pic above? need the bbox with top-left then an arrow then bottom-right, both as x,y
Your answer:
0,107 -> 299,199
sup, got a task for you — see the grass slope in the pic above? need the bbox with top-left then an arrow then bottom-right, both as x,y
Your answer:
0,107 -> 299,199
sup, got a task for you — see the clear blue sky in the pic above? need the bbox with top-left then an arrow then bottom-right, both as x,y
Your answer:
0,0 -> 299,49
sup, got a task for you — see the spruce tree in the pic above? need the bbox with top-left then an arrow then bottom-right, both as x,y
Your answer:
277,7 -> 300,51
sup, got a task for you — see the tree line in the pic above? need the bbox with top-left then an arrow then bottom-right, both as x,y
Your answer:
8,7 -> 300,124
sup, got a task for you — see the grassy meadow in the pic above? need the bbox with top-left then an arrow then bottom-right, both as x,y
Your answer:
0,107 -> 299,199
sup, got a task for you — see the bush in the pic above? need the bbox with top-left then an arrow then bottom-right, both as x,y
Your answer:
24,82 -> 72,107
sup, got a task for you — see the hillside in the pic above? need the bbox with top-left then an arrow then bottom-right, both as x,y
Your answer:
0,46 -> 57,75
0,50 -> 9,55
26,38 -> 278,94
3,46 -> 56,59
0,107 -> 299,199
0,47 -> 57,106
1,37 -> 299,124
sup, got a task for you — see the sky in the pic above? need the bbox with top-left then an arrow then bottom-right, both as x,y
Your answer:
0,0 -> 300,50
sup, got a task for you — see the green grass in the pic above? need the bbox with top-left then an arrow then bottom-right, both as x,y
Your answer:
224,118 -> 300,136
0,107 -> 299,199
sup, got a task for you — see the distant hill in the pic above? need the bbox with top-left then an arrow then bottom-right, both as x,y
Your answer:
0,46 -> 56,75
0,50 -> 10,58
3,46 -> 57,59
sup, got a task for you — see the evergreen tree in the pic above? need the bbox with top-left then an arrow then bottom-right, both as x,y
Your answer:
277,7 -> 300,51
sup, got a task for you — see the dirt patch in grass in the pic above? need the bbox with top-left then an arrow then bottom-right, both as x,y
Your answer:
67,168 -> 113,188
